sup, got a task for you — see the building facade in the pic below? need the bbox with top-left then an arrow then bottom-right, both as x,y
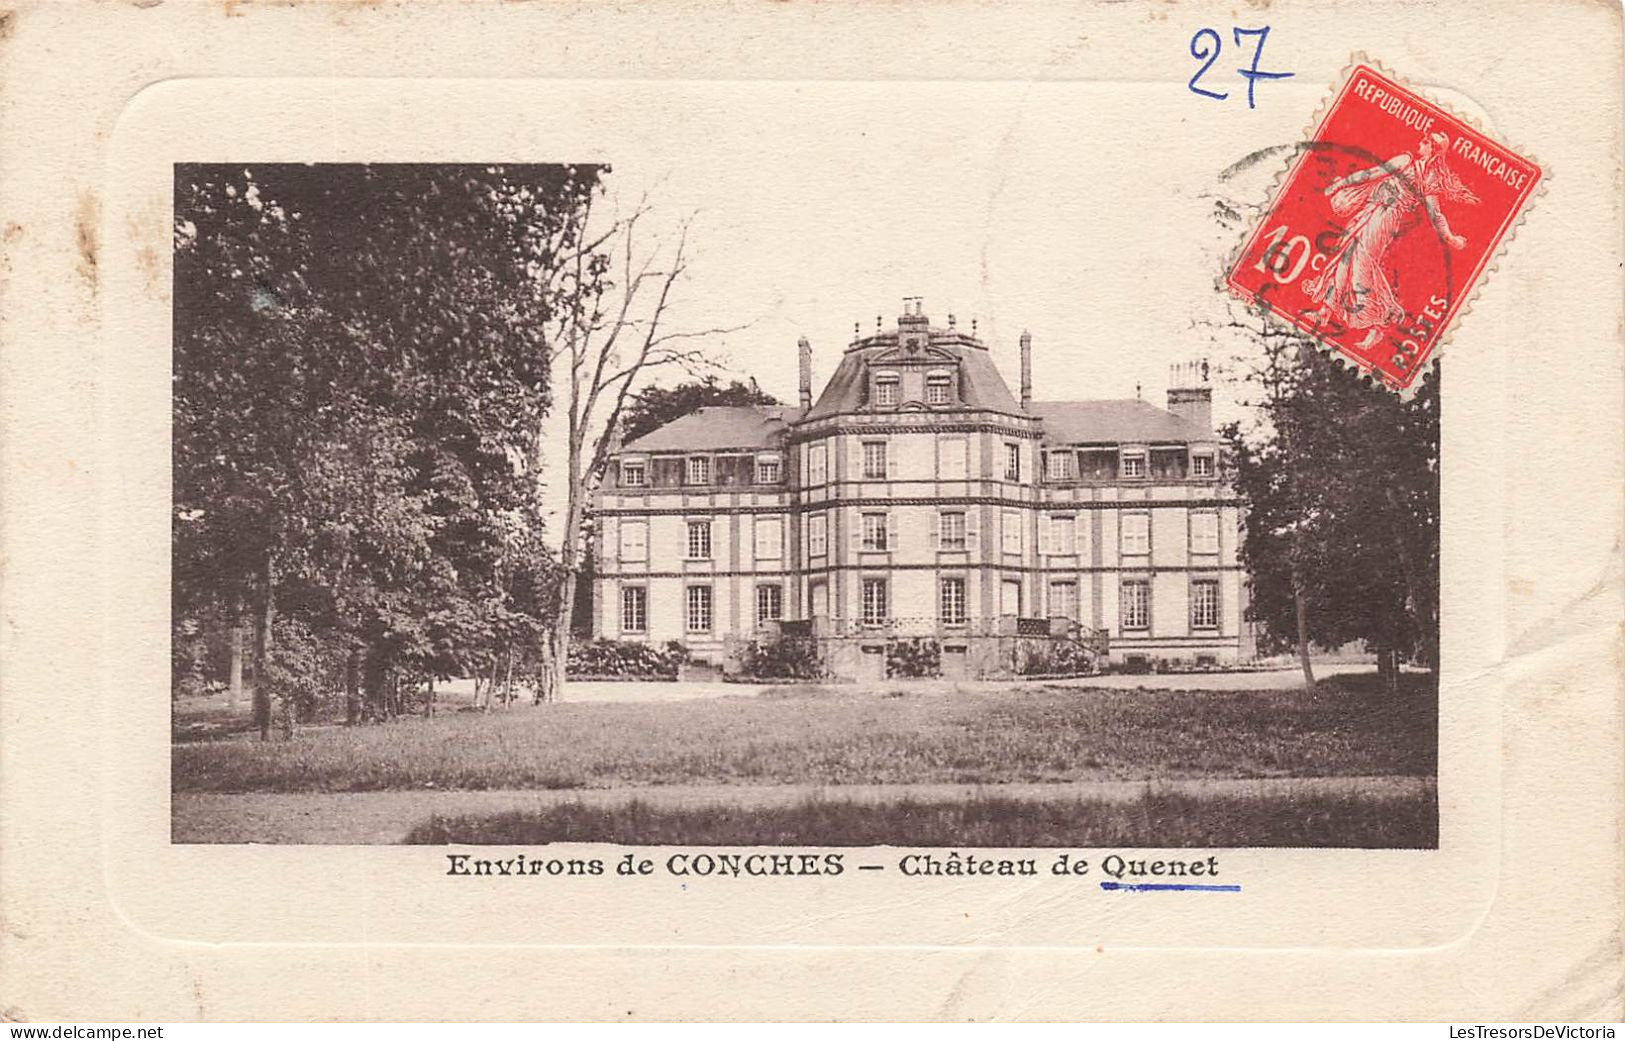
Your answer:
591,301 -> 1250,678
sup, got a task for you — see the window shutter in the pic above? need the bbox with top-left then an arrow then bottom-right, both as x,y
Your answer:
965,507 -> 980,550
850,440 -> 862,481
850,511 -> 862,553
887,511 -> 898,549
1038,513 -> 1051,556
886,447 -> 897,479
929,511 -> 940,548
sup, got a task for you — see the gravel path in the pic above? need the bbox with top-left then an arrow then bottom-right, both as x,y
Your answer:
172,774 -> 1434,844
442,662 -> 1395,705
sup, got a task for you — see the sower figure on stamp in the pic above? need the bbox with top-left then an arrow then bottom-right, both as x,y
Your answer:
1301,131 -> 1480,350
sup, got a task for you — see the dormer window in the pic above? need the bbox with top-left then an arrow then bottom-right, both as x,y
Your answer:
874,372 -> 900,407
1045,451 -> 1075,481
756,456 -> 781,483
1191,452 -> 1215,478
621,460 -> 646,488
926,371 -> 952,405
1121,451 -> 1146,479
686,456 -> 710,485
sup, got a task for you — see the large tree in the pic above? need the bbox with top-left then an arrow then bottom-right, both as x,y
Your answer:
1221,301 -> 1440,690
531,199 -> 745,702
173,163 -> 595,735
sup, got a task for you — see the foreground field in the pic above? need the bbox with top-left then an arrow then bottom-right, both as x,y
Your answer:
173,672 -> 1436,793
406,788 -> 1438,848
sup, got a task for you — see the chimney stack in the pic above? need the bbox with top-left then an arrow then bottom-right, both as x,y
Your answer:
798,336 -> 813,410
1166,359 -> 1213,433
1019,330 -> 1033,411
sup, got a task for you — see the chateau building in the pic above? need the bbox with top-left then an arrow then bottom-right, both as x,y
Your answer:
591,301 -> 1250,679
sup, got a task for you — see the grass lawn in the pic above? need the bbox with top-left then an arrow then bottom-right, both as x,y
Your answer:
404,788 -> 1438,848
173,671 -> 1436,794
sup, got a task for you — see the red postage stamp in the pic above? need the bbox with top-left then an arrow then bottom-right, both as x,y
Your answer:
1226,62 -> 1543,394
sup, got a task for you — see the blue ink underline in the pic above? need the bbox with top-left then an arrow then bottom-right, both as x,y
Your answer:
1100,881 -> 1241,893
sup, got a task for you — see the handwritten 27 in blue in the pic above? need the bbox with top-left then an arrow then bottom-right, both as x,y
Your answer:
1188,26 -> 1294,109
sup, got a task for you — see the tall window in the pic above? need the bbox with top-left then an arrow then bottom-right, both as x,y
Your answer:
926,373 -> 952,404
808,581 -> 828,619
1001,508 -> 1023,554
862,512 -> 889,551
1045,451 -> 1074,481
1121,579 -> 1150,630
938,436 -> 967,479
1191,579 -> 1219,629
1121,452 -> 1145,479
686,520 -> 712,559
862,441 -> 888,479
754,516 -> 783,559
756,584 -> 783,625
939,511 -> 966,550
1001,579 -> 1022,617
1005,442 -> 1022,481
1190,512 -> 1219,555
618,520 -> 648,562
807,443 -> 827,485
861,578 -> 888,626
686,456 -> 710,485
685,585 -> 713,632
756,458 -> 781,483
621,461 -> 646,488
1047,514 -> 1077,555
808,513 -> 828,557
621,586 -> 647,633
1191,452 -> 1215,478
1048,581 -> 1078,620
874,373 -> 900,406
1120,513 -> 1150,556
940,577 -> 967,624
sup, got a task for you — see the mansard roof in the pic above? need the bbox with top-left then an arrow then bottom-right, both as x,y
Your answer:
1031,399 -> 1212,446
619,405 -> 804,453
804,340 -> 1022,419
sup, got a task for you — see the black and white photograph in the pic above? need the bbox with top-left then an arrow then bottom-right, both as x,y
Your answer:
171,145 -> 1438,848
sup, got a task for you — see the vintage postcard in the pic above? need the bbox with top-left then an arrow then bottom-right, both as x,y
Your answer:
0,0 -> 1620,1024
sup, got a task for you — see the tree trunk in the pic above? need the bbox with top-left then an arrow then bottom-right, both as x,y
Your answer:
362,648 -> 388,723
252,553 -> 277,741
1292,577 -> 1317,691
1385,487 -> 1439,674
344,647 -> 362,725
227,606 -> 244,711
535,634 -> 555,705
278,680 -> 296,741
425,675 -> 435,718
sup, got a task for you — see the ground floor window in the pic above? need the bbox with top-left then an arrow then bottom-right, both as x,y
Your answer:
861,577 -> 888,626
1191,578 -> 1220,629
939,576 -> 967,625
1048,581 -> 1078,620
686,585 -> 713,633
756,584 -> 783,625
621,586 -> 647,633
1121,579 -> 1150,630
